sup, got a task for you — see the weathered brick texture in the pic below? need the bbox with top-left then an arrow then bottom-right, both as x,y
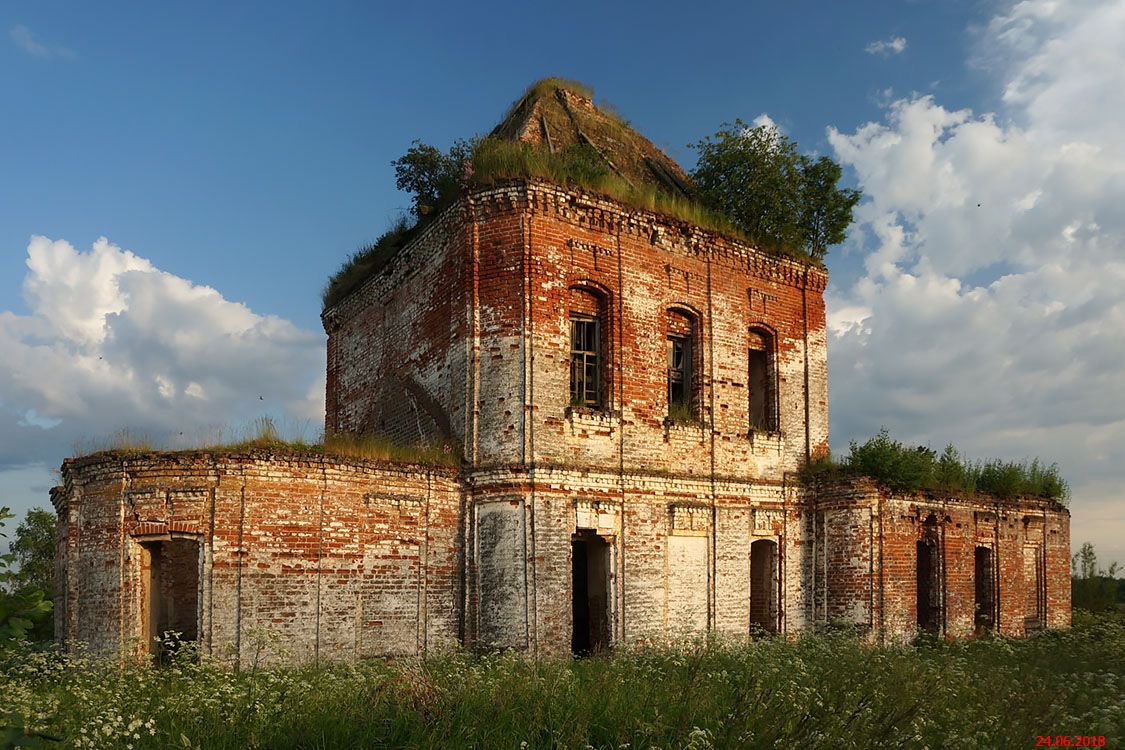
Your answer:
54,180 -> 1069,661
53,452 -> 461,666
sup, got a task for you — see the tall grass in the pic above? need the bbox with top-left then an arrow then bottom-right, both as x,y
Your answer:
2,613 -> 1121,749
471,139 -> 751,241
321,217 -> 413,309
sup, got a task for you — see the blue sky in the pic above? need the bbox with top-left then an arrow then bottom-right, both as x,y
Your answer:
1,0 -> 983,324
2,0 -> 1123,565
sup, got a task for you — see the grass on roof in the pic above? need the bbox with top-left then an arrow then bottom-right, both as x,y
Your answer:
799,428 -> 1069,504
73,417 -> 460,468
322,217 -> 414,309
323,140 -> 817,310
322,77 -> 819,311
470,138 -> 755,240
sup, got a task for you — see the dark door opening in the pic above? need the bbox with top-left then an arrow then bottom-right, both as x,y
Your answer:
916,539 -> 941,633
571,533 -> 610,655
141,537 -> 201,656
974,546 -> 995,634
750,539 -> 778,632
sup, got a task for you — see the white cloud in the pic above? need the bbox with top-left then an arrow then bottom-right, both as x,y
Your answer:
9,24 -> 74,60
865,36 -> 908,56
751,113 -> 780,133
0,236 -> 325,470
829,0 -> 1125,565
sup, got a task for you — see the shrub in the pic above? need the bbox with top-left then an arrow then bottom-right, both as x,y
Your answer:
806,427 -> 1069,503
846,428 -> 935,492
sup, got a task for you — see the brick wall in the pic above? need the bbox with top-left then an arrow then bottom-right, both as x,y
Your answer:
323,206 -> 469,449
323,180 -> 829,478
54,180 -> 1071,663
53,451 -> 462,666
808,477 -> 1070,641
458,466 -> 803,656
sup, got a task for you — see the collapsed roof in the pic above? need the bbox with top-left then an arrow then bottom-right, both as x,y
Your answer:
489,79 -> 695,200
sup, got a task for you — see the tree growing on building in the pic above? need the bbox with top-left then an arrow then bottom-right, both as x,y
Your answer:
690,121 -> 861,260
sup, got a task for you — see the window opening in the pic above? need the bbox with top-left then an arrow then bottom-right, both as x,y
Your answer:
750,539 -> 778,632
667,334 -> 693,420
747,328 -> 776,432
916,539 -> 941,633
570,316 -> 600,408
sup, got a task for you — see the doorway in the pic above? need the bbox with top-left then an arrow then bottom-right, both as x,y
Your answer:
571,533 -> 610,655
750,539 -> 778,632
140,537 -> 201,655
916,539 -> 941,633
974,546 -> 995,633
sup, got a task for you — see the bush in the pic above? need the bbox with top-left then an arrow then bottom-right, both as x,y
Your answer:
805,428 -> 1069,502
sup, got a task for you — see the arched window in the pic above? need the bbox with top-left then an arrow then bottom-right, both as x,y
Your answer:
748,326 -> 777,432
666,307 -> 702,423
569,285 -> 610,409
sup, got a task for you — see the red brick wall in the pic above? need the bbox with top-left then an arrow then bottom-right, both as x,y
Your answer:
323,181 -> 830,478
323,206 -> 469,448
808,477 -> 1070,641
54,452 -> 462,666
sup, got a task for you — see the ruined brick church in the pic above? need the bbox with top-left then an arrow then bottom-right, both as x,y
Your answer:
51,82 -> 1070,664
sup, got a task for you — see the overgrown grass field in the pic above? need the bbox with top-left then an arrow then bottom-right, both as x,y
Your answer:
3,613 -> 1122,749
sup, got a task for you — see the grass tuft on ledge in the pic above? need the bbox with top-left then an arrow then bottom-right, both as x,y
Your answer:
71,417 -> 460,468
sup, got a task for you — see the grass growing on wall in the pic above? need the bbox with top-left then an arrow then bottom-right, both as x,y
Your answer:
2,612 -> 1122,749
320,136 -> 817,310
71,417 -> 460,468
803,427 -> 1070,502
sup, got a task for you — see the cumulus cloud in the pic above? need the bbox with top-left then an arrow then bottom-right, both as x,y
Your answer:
9,24 -> 74,60
829,0 -> 1125,564
0,237 -> 325,470
751,113 -> 781,133
865,36 -> 907,56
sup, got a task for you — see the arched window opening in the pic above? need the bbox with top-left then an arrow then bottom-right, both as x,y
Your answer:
569,285 -> 609,409
666,308 -> 701,423
748,327 -> 777,432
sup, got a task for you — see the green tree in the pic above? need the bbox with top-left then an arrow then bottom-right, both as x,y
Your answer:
934,444 -> 968,491
0,507 -> 52,644
12,508 -> 55,599
1071,542 -> 1121,612
392,138 -> 476,219
845,428 -> 934,492
691,121 -> 861,260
